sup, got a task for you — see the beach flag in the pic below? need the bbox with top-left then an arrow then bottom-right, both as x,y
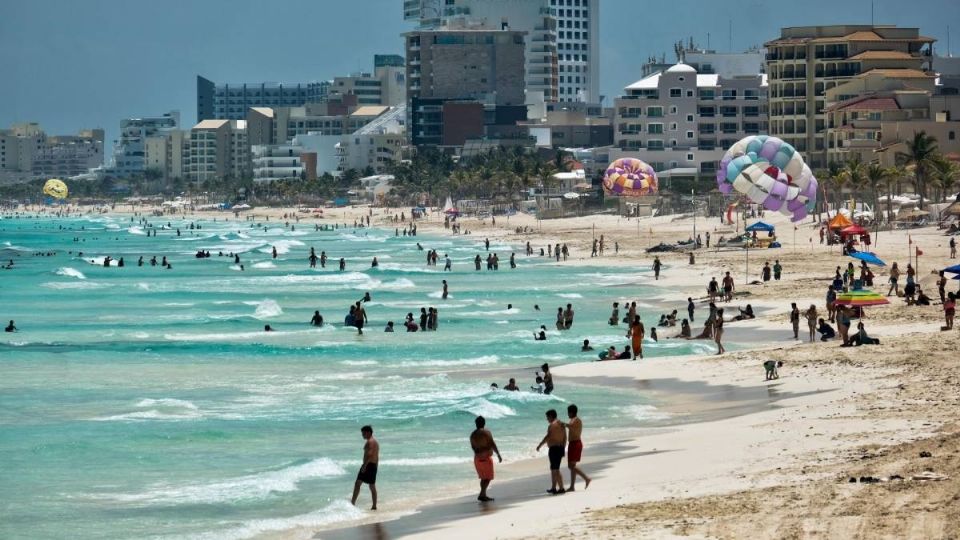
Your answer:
917,247 -> 924,256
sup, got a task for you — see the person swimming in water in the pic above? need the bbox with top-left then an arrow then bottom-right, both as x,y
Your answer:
534,325 -> 547,341
310,311 -> 324,327
5,320 -> 16,332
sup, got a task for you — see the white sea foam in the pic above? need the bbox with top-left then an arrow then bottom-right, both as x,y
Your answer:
248,299 -> 283,319
85,256 -> 118,267
338,456 -> 468,467
135,398 -> 199,410
557,293 -> 583,299
462,398 -> 515,419
41,281 -> 109,290
341,360 -> 379,366
55,267 -> 86,279
398,355 -> 499,368
127,226 -> 147,235
252,261 -> 275,269
375,263 -> 439,273
623,404 -> 670,421
257,239 -> 304,255
92,457 -> 346,506
162,302 -> 195,307
178,500 -> 363,540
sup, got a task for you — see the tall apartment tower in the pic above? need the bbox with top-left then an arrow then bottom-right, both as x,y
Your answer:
404,0 -> 568,101
551,0 -> 598,103
405,27 -> 527,146
764,25 -> 934,168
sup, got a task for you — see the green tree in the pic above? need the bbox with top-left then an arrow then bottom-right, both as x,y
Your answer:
896,131 -> 938,209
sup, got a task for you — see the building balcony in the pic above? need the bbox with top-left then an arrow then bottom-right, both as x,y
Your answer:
842,139 -> 880,149
619,113 -> 640,118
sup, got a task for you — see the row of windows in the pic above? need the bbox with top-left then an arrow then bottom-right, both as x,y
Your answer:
559,42 -> 588,51
557,31 -> 587,41
551,0 -> 588,7
559,54 -> 588,62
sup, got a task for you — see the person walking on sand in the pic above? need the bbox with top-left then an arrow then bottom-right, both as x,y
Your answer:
790,303 -> 801,340
628,316 -> 645,359
804,305 -> 818,343
722,272 -> 735,302
945,292 -> 956,330
653,256 -> 662,280
564,404 -> 591,492
470,416 -> 502,502
536,409 -> 567,495
951,237 -> 957,259
887,262 -> 901,296
826,285 -> 838,323
351,425 -> 379,510
773,260 -> 783,281
713,308 -> 725,354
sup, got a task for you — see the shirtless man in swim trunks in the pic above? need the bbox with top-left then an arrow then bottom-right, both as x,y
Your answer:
564,404 -> 591,491
351,425 -> 379,510
536,409 -> 567,494
470,416 -> 502,502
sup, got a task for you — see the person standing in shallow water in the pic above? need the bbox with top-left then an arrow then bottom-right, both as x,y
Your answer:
628,316 -> 644,359
351,425 -> 379,510
470,416 -> 502,502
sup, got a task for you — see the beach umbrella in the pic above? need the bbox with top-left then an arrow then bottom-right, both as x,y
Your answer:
943,264 -> 960,274
563,192 -> 581,199
834,289 -> 890,307
849,251 -> 886,266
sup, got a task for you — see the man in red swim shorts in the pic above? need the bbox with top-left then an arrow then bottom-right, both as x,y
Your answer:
470,415 -> 502,502
565,404 -> 592,491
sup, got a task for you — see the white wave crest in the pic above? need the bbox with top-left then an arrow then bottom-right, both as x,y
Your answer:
91,458 -> 346,506
55,267 -> 86,279
178,500 -> 363,540
252,261 -> 275,269
248,299 -> 283,319
398,355 -> 499,368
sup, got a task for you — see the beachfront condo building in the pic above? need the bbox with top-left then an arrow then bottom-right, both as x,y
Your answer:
197,55 -> 406,122
612,62 -> 768,184
247,101 -> 405,179
404,26 -> 528,148
188,120 -> 249,184
0,123 -> 105,184
404,0 -> 559,102
404,0 -> 598,103
144,130 -> 190,184
823,70 -> 960,167
113,111 -> 180,178
765,25 -> 936,168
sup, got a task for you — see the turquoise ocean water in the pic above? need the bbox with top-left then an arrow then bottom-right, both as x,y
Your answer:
0,213 -> 717,540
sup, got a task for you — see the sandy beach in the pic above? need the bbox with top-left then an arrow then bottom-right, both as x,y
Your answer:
13,202 -> 959,539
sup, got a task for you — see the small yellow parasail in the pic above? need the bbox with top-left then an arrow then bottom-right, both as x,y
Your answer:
43,178 -> 68,199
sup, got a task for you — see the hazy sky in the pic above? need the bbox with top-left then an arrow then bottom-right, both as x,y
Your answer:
2,0 -> 958,149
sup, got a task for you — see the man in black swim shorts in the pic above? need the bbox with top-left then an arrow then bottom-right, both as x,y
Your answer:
536,409 -> 567,494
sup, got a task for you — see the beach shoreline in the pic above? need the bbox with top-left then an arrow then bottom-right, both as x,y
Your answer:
5,203 -> 959,539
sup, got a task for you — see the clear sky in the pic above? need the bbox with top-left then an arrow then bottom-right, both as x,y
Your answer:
2,0 -> 958,150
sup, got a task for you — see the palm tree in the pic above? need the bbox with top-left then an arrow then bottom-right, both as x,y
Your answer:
865,163 -> 894,224
840,156 -> 868,217
896,131 -> 939,209
930,155 -> 959,206
821,162 -> 844,218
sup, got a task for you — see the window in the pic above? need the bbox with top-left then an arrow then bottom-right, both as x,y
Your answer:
670,88 -> 682,97
950,131 -> 956,141
647,140 -> 664,150
686,90 -> 694,97
647,106 -> 663,117
669,106 -> 678,115
686,131 -> 694,139
647,123 -> 664,134
670,122 -> 678,131
686,114 -> 694,122
686,153 -> 695,161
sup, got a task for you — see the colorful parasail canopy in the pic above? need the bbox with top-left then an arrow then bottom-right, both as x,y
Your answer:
43,178 -> 68,199
716,135 -> 818,222
603,158 -> 659,197
834,289 -> 890,307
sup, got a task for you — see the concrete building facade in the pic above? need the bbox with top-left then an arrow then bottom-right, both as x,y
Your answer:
197,77 -> 329,122
405,27 -> 527,147
188,119 -> 249,184
765,25 -> 935,167
612,63 -> 768,180
0,123 -> 105,183
144,130 -> 189,183
551,0 -> 598,103
114,111 -> 180,177
404,0 -> 559,102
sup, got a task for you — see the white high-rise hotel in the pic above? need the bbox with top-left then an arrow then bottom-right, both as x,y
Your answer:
404,0 -> 599,103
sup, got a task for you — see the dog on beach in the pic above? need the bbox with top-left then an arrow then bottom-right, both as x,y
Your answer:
764,360 -> 783,380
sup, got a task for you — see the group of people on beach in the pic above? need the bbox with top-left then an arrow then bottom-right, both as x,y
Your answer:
351,402 -> 592,510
